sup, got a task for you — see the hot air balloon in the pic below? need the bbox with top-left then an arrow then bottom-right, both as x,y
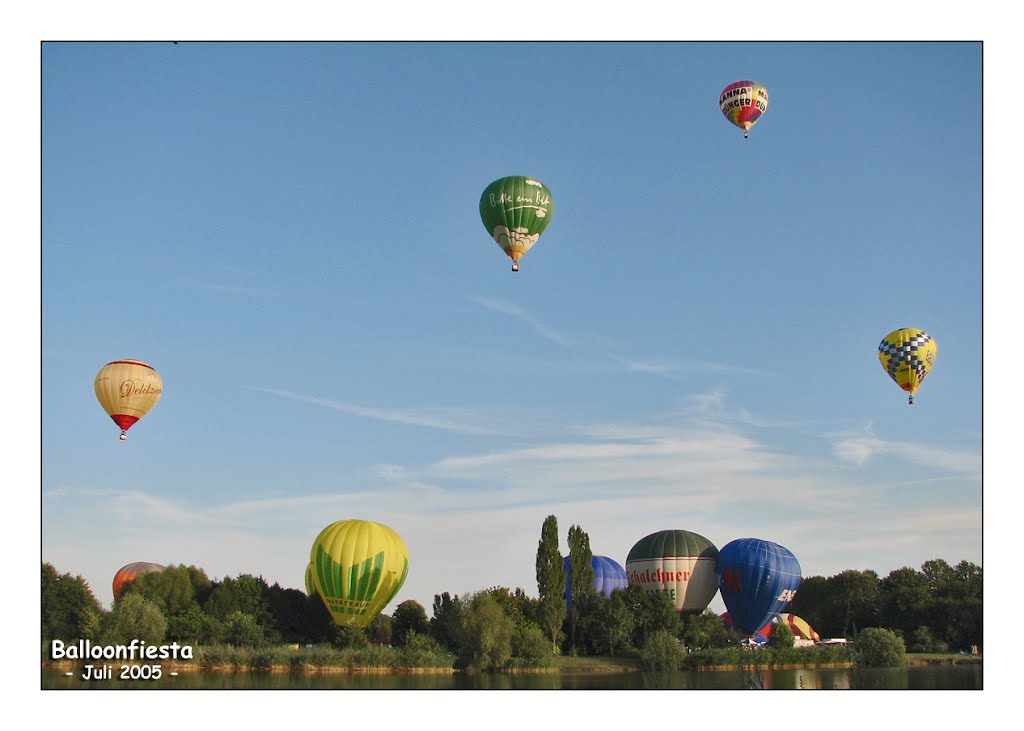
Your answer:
625,530 -> 719,613
479,176 -> 554,271
878,328 -> 937,405
721,611 -> 819,643
309,519 -> 409,629
776,613 -> 820,641
719,80 -> 769,138
563,554 -> 629,608
94,359 -> 163,440
717,538 -> 801,638
304,562 -> 317,597
113,561 -> 166,602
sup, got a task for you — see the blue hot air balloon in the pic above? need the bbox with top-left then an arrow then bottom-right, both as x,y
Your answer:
717,538 -> 802,637
563,555 -> 629,608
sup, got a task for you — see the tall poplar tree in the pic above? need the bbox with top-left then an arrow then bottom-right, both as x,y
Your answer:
567,524 -> 595,654
535,515 -> 566,652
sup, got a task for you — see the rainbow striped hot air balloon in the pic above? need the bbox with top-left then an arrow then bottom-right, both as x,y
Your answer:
722,612 -> 820,643
309,519 -> 409,629
720,80 -> 769,138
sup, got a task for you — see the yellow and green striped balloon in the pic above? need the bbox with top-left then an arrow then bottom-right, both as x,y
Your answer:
304,562 -> 317,597
479,176 -> 554,271
878,327 -> 937,404
309,519 -> 409,629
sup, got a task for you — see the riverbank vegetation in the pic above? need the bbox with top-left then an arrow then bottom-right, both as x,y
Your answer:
41,517 -> 981,674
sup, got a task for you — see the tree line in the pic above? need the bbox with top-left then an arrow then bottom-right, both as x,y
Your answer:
41,516 -> 982,670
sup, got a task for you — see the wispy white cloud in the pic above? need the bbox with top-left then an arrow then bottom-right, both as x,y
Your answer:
828,423 -> 981,476
42,391 -> 981,616
606,355 -> 769,378
246,386 -> 503,436
468,298 -> 766,389
111,490 -> 211,524
469,295 -> 575,347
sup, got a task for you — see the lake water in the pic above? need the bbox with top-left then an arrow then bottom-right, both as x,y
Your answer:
41,665 -> 982,690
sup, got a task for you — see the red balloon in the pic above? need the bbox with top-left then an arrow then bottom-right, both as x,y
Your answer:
112,561 -> 166,601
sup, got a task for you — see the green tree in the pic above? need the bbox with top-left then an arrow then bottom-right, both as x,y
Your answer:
459,593 -> 515,671
430,592 -> 464,653
581,590 -> 634,656
853,627 -> 907,667
482,586 -> 536,628
511,621 -> 553,665
923,559 -> 982,650
680,610 -> 734,650
878,566 -> 931,637
640,629 -> 686,671
126,564 -> 211,617
165,601 -> 207,644
102,593 -> 167,645
265,583 -> 312,644
203,574 -> 273,629
790,575 -> 829,634
391,599 -> 430,647
621,584 -> 680,649
566,524 -> 595,655
908,626 -> 948,653
766,620 -> 795,649
366,612 -> 393,645
535,515 -> 567,652
41,563 -> 107,645
826,569 -> 881,637
222,611 -> 267,647
331,625 -> 370,649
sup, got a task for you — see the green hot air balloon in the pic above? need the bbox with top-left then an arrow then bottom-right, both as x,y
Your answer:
479,176 -> 554,271
309,519 -> 409,629
304,562 -> 317,597
625,529 -> 720,614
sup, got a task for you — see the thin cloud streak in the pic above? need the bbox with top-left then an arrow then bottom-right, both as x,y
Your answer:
247,386 -> 503,436
469,295 -> 575,347
606,354 -> 769,378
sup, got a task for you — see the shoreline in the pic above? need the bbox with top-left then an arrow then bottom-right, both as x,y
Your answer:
43,653 -> 980,675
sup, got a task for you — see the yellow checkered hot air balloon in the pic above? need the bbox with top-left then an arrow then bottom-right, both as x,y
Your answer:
878,328 -> 937,405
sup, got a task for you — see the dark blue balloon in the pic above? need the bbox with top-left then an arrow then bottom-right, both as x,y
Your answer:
717,538 -> 802,637
563,555 -> 629,608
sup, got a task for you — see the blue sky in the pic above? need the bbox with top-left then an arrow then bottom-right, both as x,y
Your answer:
38,40 -> 985,622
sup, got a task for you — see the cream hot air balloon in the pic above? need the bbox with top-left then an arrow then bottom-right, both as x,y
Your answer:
94,359 -> 163,440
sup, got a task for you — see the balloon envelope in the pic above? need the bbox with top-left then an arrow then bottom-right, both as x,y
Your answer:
309,519 -> 409,629
113,561 -> 166,602
479,176 -> 554,267
878,328 -> 937,403
94,359 -> 163,438
626,530 -> 719,613
721,611 -> 819,642
563,554 -> 628,608
720,80 -> 769,137
717,538 -> 802,636
304,562 -> 317,597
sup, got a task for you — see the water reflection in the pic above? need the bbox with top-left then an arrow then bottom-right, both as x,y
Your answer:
41,665 -> 981,691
